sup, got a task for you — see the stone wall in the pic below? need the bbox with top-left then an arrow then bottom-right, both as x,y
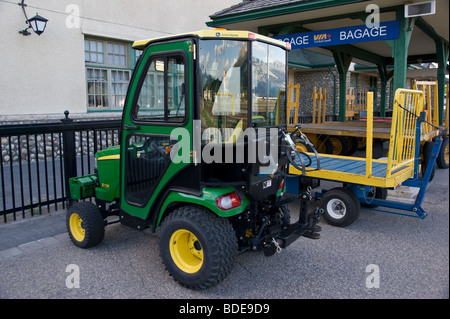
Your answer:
1,112 -> 121,165
292,68 -> 392,119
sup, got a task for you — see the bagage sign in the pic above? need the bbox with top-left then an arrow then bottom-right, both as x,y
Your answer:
272,20 -> 400,49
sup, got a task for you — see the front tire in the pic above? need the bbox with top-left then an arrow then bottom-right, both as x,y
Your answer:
158,206 -> 238,290
67,201 -> 105,248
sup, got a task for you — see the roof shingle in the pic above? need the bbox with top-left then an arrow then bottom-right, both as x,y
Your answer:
210,0 -> 311,19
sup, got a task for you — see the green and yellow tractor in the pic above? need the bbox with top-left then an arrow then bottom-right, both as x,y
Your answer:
66,30 -> 322,289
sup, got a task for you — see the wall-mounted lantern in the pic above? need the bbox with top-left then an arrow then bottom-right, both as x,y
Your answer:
18,0 -> 48,36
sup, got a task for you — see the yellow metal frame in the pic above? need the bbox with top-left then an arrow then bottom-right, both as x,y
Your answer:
311,86 -> 326,124
215,92 -> 235,116
287,83 -> 300,124
289,89 -> 425,188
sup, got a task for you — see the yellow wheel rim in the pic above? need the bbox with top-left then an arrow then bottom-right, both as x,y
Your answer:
330,137 -> 343,155
296,143 -> 308,153
357,137 -> 366,149
169,229 -> 203,274
315,140 -> 327,153
69,213 -> 85,242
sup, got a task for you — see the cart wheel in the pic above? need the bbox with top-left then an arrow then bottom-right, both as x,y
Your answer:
315,135 -> 334,154
320,187 -> 360,227
67,201 -> 105,248
346,137 -> 358,155
329,136 -> 348,155
294,138 -> 314,153
422,141 -> 436,181
436,137 -> 449,169
158,205 -> 238,290
356,137 -> 366,151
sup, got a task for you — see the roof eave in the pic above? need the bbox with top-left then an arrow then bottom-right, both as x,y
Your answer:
206,0 -> 367,27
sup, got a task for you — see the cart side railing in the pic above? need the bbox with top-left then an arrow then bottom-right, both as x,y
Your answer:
385,89 -> 424,178
363,89 -> 424,180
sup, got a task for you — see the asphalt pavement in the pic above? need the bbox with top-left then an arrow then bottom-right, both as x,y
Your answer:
0,167 -> 448,301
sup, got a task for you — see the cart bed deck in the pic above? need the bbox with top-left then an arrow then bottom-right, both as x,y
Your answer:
289,120 -> 439,141
288,89 -> 426,189
289,153 -> 414,188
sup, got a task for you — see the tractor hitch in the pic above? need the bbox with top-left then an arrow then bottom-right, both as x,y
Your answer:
275,206 -> 323,250
262,191 -> 323,256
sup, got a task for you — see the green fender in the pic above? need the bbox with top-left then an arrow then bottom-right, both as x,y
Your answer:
156,186 -> 249,227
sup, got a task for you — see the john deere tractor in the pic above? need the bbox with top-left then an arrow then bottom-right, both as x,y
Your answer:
67,30 -> 322,289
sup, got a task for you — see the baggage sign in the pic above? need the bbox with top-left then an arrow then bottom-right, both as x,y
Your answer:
272,20 -> 399,49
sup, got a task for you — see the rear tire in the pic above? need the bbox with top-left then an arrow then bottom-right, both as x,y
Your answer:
158,205 -> 238,290
436,137 -> 449,169
346,137 -> 358,155
329,136 -> 348,155
315,135 -> 334,154
67,201 -> 105,248
422,141 -> 436,181
320,187 -> 360,227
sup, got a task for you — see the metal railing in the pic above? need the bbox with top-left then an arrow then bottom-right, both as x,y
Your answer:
0,112 -> 121,223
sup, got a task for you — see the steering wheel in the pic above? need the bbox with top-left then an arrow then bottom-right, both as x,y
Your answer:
142,139 -> 167,156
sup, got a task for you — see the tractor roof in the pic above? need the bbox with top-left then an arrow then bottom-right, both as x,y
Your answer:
132,29 -> 290,50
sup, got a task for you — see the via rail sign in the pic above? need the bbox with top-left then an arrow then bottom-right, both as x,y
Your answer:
273,20 -> 399,50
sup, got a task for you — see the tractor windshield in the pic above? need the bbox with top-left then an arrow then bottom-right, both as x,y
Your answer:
198,39 -> 286,143
251,42 -> 287,128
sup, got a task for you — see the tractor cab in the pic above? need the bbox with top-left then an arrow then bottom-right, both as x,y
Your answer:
119,30 -> 293,227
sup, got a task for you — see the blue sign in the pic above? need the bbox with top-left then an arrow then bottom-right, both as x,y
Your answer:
273,20 -> 399,50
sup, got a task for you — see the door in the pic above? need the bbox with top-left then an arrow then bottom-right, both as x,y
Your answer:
120,40 -> 193,220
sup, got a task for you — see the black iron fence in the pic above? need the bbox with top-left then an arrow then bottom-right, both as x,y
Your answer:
0,112 -> 121,223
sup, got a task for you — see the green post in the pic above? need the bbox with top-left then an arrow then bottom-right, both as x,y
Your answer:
332,51 -> 352,122
377,64 -> 393,117
436,40 -> 449,125
392,11 -> 415,93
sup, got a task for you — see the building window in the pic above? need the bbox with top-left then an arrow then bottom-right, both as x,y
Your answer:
111,70 -> 130,108
87,68 -> 108,108
84,37 -> 132,110
85,39 -> 104,64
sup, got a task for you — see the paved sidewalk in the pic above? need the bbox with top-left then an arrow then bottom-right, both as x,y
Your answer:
0,211 -> 67,260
